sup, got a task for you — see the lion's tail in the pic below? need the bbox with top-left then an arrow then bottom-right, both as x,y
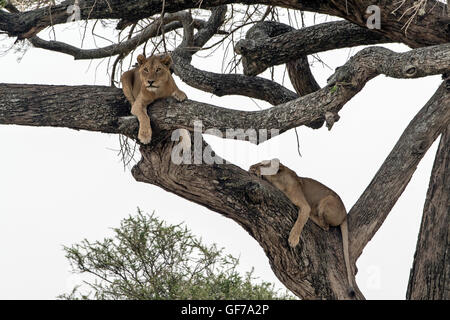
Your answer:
340,218 -> 355,297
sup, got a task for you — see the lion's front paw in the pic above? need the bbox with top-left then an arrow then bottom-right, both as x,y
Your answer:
172,89 -> 187,102
138,129 -> 152,145
288,231 -> 300,248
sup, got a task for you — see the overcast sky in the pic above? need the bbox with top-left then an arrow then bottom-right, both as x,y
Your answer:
0,10 -> 442,300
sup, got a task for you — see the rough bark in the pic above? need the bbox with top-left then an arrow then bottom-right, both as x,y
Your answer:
236,20 -> 394,76
1,44 -> 448,139
1,0 -> 448,47
131,78 -> 448,298
28,18 -> 211,60
0,81 -> 447,299
243,21 -> 321,95
172,56 -> 298,105
406,125 -> 450,300
242,21 -> 323,127
0,84 -> 129,134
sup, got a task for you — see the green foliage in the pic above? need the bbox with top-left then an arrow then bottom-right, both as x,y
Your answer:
59,209 -> 294,300
0,0 -> 7,8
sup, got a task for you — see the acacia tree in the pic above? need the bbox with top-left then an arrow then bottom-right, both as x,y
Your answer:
0,0 -> 448,300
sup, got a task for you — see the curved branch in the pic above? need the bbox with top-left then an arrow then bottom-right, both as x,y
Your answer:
348,81 -> 450,261
0,0 -> 447,48
242,21 -> 321,95
1,44 -> 448,140
171,6 -> 300,106
28,18 -> 210,60
235,20 -> 394,76
173,58 -> 299,106
287,58 -> 320,96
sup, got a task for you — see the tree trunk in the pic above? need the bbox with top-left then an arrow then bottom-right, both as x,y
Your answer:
406,125 -> 450,300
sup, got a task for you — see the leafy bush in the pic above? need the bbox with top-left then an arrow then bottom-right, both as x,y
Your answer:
60,209 -> 294,300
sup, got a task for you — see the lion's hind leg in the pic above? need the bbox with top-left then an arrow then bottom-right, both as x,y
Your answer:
120,70 -> 136,104
317,195 -> 346,227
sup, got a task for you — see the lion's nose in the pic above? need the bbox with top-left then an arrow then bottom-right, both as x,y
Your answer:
148,80 -> 154,86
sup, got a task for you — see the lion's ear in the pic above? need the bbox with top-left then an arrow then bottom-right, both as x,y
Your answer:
137,54 -> 146,66
160,54 -> 173,68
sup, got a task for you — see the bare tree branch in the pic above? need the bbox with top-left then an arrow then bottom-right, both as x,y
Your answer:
173,58 -> 299,106
28,18 -> 213,60
406,124 -> 450,300
348,81 -> 450,261
235,20 -> 394,76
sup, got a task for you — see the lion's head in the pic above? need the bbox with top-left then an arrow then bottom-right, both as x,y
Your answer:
136,54 -> 174,93
249,159 -> 281,177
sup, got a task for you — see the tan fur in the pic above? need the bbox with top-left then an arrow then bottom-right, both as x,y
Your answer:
249,159 -> 354,292
120,54 -> 188,145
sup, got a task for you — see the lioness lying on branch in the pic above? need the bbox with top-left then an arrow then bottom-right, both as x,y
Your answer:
249,159 -> 355,295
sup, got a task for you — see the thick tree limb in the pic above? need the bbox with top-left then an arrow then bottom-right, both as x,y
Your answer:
130,133 -> 364,299
241,21 -> 324,129
173,59 -> 298,106
236,20 -> 395,76
242,21 -> 322,129
0,0 -> 447,48
286,58 -> 320,96
1,44 -> 448,139
406,124 -> 450,300
243,21 -> 321,95
0,84 -> 129,134
348,81 -> 450,261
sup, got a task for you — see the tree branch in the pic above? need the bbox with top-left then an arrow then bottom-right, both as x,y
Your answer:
244,21 -> 321,95
171,7 -> 300,106
1,44 -> 448,140
348,81 -> 450,261
130,133 -> 364,299
28,18 -> 212,60
173,58 -> 299,106
406,124 -> 450,300
0,1 -> 447,48
235,20 -> 394,76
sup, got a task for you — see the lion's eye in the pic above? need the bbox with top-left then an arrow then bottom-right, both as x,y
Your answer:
156,67 -> 161,73
143,68 -> 149,73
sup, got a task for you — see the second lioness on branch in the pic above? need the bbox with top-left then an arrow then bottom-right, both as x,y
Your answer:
249,159 -> 356,296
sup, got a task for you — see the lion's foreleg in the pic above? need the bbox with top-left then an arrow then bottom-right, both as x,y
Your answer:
131,97 -> 152,144
288,202 -> 311,248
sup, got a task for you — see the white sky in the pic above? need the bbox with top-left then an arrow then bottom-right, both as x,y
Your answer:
0,10 -> 442,299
